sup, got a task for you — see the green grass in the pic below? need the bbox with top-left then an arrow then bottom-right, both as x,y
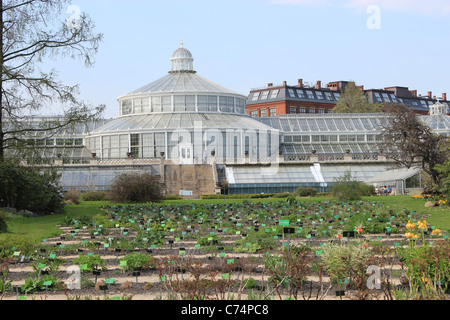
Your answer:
363,196 -> 450,231
0,201 -> 108,244
1,196 -> 449,244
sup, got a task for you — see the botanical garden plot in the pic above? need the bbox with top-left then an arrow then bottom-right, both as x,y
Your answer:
1,200 -> 449,300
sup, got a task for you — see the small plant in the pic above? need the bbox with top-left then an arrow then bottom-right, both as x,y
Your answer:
244,277 -> 258,290
20,274 -> 65,294
73,254 -> 107,272
121,252 -> 155,271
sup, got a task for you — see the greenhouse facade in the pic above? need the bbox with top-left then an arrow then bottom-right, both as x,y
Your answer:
7,44 -> 450,196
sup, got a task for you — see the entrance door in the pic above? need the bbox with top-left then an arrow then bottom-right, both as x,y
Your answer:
180,145 -> 193,165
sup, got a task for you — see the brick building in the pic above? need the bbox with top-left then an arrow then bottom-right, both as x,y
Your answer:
246,79 -> 449,117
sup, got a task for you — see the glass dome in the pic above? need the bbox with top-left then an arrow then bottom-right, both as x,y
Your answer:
85,43 -> 280,164
117,43 -> 247,116
170,41 -> 195,73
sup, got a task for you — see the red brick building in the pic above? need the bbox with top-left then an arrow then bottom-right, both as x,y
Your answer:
246,79 -> 448,117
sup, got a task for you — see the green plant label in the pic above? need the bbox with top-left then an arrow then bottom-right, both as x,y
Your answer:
195,245 -> 201,249
38,263 -> 46,269
151,245 -> 157,249
160,276 -> 166,282
227,259 -> 234,264
43,281 -> 52,286
219,253 -> 226,258
104,244 -> 109,248
87,253 -> 94,257
222,273 -> 230,280
49,254 -> 56,259
120,261 -> 127,267
279,220 -> 290,226
105,279 -> 115,284
80,264 -> 88,270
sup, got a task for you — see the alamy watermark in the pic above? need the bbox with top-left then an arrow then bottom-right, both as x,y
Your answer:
367,5 -> 381,30
66,5 -> 82,31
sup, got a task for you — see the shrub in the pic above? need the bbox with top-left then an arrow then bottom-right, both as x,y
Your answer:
120,252 -> 155,271
295,187 -> 318,197
322,243 -> 373,288
109,172 -> 162,203
331,170 -> 373,201
0,235 -> 36,259
65,188 -> 81,204
80,191 -> 107,202
0,211 -> 8,234
73,254 -> 107,272
0,160 -> 64,215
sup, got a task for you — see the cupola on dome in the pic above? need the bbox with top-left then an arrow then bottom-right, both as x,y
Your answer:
170,41 -> 195,73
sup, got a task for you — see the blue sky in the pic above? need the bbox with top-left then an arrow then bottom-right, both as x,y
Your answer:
48,0 -> 450,118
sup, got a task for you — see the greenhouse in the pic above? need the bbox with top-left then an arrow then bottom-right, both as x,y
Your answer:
6,44 -> 450,194
84,42 -> 280,165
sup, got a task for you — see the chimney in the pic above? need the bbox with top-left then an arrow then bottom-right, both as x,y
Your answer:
428,91 -> 432,99
358,85 -> 364,92
268,83 -> 273,87
410,90 -> 417,97
316,81 -> 322,89
283,81 -> 287,87
443,93 -> 447,101
298,79 -> 303,88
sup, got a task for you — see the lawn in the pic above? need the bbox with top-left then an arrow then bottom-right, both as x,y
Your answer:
1,195 -> 448,244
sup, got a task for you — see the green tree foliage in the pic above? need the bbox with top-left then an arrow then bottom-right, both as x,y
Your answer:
0,160 -> 64,215
332,82 -> 382,114
435,160 -> 450,199
109,172 -> 162,203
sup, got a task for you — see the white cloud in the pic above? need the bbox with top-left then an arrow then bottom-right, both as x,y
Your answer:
270,0 -> 450,15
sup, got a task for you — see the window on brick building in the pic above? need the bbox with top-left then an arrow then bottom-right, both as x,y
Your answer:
250,110 -> 258,118
252,92 -> 260,101
288,89 -> 296,98
318,109 -> 325,114
300,107 -> 307,113
260,109 -> 268,118
316,92 -> 324,100
297,90 -> 306,99
270,90 -> 280,99
306,90 -> 315,99
269,108 -> 277,117
309,108 -> 316,113
289,107 -> 297,114
261,91 -> 270,100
